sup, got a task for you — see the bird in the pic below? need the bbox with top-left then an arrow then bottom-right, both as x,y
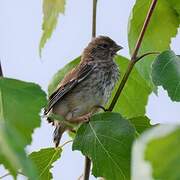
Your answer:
44,36 -> 123,147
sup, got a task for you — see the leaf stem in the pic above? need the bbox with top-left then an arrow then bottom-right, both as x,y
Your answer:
0,171 -> 25,179
136,51 -> 160,62
108,0 -> 158,111
60,140 -> 73,148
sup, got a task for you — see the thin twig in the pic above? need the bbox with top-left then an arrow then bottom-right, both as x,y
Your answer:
0,61 -> 3,77
0,173 -> 10,179
97,105 -> 108,112
83,157 -> 91,180
18,172 -> 26,177
92,0 -> 97,38
108,61 -> 135,111
131,0 -> 158,61
136,51 -> 160,62
60,140 -> 73,148
0,171 -> 26,179
108,0 -> 158,111
83,1 -> 98,180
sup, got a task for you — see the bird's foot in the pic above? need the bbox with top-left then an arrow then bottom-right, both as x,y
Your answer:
70,113 -> 92,123
95,105 -> 109,112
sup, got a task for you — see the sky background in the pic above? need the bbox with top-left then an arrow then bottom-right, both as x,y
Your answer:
0,0 -> 180,179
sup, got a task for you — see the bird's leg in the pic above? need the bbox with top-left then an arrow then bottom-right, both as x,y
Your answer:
66,105 -> 108,124
95,105 -> 108,112
69,113 -> 92,123
71,105 -> 108,123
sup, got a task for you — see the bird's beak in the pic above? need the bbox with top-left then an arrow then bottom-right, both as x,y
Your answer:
111,45 -> 123,53
115,45 -> 123,51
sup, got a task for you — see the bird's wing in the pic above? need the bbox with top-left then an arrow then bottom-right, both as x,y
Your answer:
44,63 -> 96,115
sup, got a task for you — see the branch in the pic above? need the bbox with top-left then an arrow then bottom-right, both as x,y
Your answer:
0,172 -> 25,179
108,0 -> 158,111
60,140 -> 73,148
0,61 -> 3,77
108,61 -> 135,111
83,157 -> 91,180
136,51 -> 160,62
0,173 -> 10,179
83,1 -> 98,180
131,0 -> 158,61
92,0 -> 97,38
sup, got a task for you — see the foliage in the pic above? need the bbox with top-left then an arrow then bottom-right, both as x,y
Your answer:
167,0 -> 180,17
152,50 -> 180,101
48,57 -> 80,96
0,78 -> 47,178
39,0 -> 66,55
29,147 -> 62,180
128,0 -> 180,87
111,56 -> 152,118
48,56 -> 152,118
0,0 -> 180,180
128,116 -> 152,134
73,112 -> 136,180
132,125 -> 180,180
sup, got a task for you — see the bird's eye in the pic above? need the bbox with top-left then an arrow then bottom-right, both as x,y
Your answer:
99,43 -> 108,49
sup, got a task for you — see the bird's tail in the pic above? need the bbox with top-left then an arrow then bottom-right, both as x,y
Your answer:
53,122 -> 67,147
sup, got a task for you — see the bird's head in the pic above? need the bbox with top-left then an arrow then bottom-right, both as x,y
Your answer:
83,36 -> 123,61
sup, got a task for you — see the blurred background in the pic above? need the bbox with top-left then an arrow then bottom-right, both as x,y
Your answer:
0,0 -> 180,179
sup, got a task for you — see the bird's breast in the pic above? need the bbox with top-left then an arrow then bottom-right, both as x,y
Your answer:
90,62 -> 119,104
66,61 -> 119,114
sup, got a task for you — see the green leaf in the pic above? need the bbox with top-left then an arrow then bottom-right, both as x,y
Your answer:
0,123 -> 37,179
167,0 -> 180,18
73,112 -> 136,180
132,125 -> 180,180
48,56 -> 152,118
152,50 -> 180,101
39,0 -> 66,55
0,78 -> 47,178
128,0 -> 180,87
146,127 -> 180,180
29,147 -> 62,180
110,56 -> 152,118
0,78 -> 47,144
129,116 -> 152,134
48,57 -> 80,96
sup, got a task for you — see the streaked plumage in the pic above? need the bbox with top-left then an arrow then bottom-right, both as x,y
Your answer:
45,36 -> 123,147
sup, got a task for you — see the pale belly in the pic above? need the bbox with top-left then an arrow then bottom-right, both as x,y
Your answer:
53,63 -> 119,121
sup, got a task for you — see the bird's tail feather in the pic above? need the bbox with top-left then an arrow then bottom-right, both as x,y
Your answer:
53,122 -> 67,147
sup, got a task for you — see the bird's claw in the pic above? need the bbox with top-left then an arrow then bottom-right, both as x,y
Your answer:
96,105 -> 108,112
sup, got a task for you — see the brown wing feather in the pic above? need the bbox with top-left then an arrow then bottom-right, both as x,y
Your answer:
44,63 -> 95,115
